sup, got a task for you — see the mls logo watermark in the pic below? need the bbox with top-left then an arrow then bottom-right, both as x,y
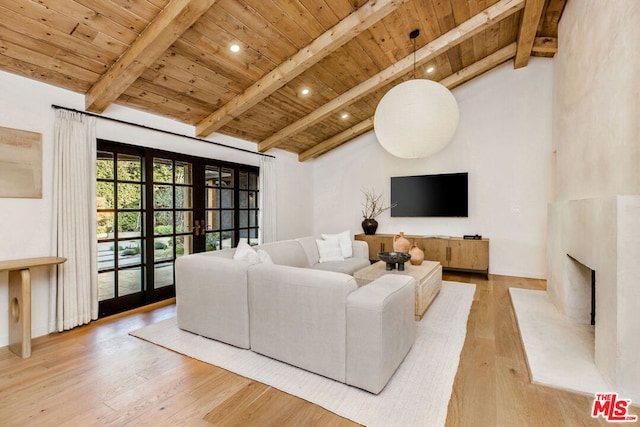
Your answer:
591,393 -> 638,422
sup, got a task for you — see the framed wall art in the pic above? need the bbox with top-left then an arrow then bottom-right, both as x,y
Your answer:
0,126 -> 42,198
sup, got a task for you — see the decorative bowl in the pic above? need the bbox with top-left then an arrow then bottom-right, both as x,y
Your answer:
378,251 -> 411,271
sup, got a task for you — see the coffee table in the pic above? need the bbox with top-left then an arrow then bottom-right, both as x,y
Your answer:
354,260 -> 442,321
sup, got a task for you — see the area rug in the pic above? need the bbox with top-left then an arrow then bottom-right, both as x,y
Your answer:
130,281 -> 475,427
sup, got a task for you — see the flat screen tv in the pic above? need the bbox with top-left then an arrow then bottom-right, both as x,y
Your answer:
391,172 -> 468,217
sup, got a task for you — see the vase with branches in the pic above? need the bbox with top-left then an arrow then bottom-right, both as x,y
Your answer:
361,189 -> 396,235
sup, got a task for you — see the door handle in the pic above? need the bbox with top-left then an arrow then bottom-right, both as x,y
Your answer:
194,220 -> 201,236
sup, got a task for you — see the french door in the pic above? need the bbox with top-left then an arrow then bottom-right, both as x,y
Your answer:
96,140 -> 259,317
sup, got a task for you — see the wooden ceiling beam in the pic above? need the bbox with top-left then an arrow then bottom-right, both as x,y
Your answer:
439,42 -> 518,89
299,42 -> 518,161
259,0 -> 525,153
85,0 -> 217,113
298,118 -> 374,162
532,36 -> 558,54
514,0 -> 546,68
194,0 -> 408,138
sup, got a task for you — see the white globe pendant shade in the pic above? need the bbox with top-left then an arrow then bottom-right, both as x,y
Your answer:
374,79 -> 459,159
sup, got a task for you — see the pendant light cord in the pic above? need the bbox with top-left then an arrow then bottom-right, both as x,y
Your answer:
413,37 -> 416,79
409,29 -> 420,80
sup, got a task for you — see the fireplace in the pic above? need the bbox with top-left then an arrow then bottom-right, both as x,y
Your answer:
565,255 -> 595,326
547,196 -> 640,402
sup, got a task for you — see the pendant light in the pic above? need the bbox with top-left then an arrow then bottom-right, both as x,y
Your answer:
374,29 -> 459,159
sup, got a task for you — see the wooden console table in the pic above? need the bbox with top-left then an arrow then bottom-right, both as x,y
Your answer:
355,233 -> 489,277
0,256 -> 66,358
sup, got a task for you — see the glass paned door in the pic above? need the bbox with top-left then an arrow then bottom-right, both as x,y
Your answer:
97,140 -> 260,317
148,157 -> 195,301
204,165 -> 235,251
238,170 -> 260,245
97,146 -> 146,314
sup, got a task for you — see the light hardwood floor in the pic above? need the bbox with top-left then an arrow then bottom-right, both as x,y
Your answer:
1,274 -> 635,426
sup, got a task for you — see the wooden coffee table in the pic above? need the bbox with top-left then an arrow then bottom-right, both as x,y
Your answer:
354,260 -> 442,321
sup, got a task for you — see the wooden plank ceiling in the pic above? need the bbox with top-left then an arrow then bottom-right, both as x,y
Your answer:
0,0 -> 566,161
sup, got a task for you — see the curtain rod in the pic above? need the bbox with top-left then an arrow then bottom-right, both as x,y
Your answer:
51,104 -> 275,159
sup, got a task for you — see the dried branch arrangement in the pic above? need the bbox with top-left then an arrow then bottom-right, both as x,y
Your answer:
361,188 -> 396,219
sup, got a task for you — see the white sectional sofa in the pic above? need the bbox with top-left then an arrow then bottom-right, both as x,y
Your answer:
175,236 -> 416,394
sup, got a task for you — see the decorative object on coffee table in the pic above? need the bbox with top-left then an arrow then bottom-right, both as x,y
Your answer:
360,188 -> 396,235
378,251 -> 411,271
409,243 -> 425,265
393,232 -> 411,253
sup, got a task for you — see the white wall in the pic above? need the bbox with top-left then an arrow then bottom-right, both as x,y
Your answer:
312,58 -> 554,278
0,70 -> 313,347
274,152 -> 315,240
0,72 -> 82,347
553,0 -> 640,200
549,0 -> 640,401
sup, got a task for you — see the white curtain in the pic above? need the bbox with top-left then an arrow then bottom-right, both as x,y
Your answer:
259,155 -> 277,243
49,110 -> 98,332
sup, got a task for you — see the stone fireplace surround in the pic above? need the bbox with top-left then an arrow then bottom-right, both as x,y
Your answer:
547,195 -> 640,402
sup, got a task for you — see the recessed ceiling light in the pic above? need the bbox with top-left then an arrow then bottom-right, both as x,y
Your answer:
301,88 -> 310,96
230,44 -> 240,53
341,113 -> 349,120
426,66 -> 435,74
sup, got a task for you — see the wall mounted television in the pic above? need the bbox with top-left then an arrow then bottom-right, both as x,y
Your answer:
391,172 -> 468,217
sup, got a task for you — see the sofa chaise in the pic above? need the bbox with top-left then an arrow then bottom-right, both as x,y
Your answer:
175,235 -> 416,394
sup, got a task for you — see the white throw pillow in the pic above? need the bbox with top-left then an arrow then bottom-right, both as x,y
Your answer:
316,239 -> 344,263
233,239 -> 260,263
256,249 -> 274,264
321,230 -> 353,258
